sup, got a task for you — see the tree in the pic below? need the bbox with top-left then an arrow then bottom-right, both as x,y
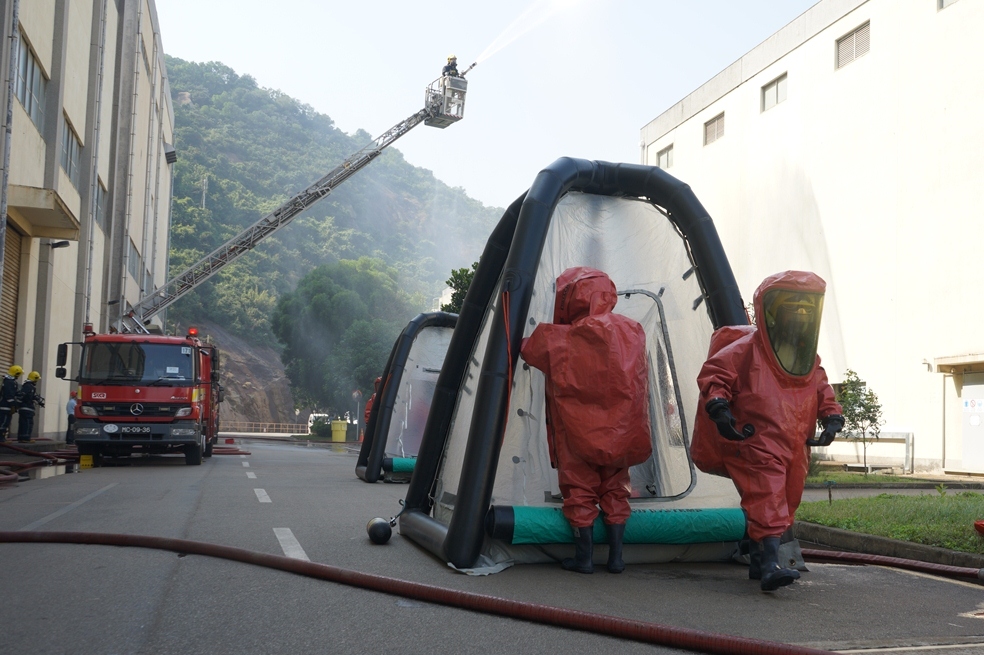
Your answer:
441,261 -> 478,313
272,257 -> 418,413
836,369 -> 884,475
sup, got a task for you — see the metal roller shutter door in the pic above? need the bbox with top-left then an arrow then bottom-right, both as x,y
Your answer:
1,225 -> 21,370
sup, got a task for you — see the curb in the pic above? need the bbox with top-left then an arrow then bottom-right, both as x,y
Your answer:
804,482 -> 984,490
793,521 -> 984,570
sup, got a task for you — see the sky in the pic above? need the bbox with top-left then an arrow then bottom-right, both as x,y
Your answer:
156,0 -> 819,210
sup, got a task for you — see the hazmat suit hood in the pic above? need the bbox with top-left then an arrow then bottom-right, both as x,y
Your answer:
752,271 -> 826,378
553,267 -> 617,325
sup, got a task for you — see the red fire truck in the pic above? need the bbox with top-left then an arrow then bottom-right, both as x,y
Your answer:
56,325 -> 222,466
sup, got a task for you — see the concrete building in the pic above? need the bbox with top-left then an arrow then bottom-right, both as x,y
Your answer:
641,0 -> 983,474
0,0 -> 174,439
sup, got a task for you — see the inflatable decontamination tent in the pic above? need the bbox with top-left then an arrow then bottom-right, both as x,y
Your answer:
397,158 -> 749,572
356,312 -> 456,483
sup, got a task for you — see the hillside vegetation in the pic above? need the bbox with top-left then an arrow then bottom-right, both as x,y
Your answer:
166,57 -> 500,345
165,58 -> 500,414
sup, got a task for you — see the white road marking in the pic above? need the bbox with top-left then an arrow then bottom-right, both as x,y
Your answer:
18,483 -> 119,531
242,462 -> 250,467
254,488 -> 271,503
838,643 -> 984,653
246,472 -> 256,479
273,528 -> 310,561
240,454 -> 246,458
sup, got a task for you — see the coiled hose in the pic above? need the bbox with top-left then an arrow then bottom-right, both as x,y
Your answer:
0,530 -> 834,655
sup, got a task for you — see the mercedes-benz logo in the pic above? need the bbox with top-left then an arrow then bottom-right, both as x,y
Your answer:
130,403 -> 144,416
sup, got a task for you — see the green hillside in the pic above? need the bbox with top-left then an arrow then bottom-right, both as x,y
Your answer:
165,57 -> 500,343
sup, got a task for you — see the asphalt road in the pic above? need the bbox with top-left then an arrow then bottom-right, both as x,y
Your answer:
1,441 -> 983,655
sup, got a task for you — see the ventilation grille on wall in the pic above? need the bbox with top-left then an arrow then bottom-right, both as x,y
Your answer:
837,21 -> 870,69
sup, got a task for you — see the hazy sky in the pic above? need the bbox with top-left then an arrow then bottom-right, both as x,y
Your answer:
156,0 -> 819,209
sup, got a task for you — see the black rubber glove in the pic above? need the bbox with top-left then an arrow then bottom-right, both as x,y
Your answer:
705,398 -> 747,441
807,414 -> 844,447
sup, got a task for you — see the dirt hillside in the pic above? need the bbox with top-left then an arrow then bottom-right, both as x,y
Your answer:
194,320 -> 297,425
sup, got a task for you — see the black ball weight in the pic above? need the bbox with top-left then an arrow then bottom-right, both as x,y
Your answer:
367,517 -> 392,544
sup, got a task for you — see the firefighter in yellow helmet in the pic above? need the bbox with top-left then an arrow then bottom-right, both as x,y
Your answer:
0,365 -> 23,441
442,54 -> 459,77
16,370 -> 44,442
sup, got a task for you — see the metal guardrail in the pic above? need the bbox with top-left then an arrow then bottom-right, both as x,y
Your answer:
220,422 -> 308,434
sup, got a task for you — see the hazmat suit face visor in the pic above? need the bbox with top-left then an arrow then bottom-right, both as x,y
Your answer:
762,289 -> 824,377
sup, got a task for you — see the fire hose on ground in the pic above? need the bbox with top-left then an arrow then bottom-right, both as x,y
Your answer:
1,531 -> 981,654
0,441 -> 77,484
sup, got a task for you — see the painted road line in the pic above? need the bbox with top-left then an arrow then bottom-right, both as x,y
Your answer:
242,462 -> 250,467
19,483 -> 119,531
254,489 -> 271,503
240,454 -> 246,458
273,528 -> 310,561
246,472 -> 257,479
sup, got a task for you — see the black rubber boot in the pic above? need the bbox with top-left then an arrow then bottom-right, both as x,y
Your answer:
759,536 -> 799,591
748,540 -> 761,580
562,526 -> 594,574
606,523 -> 626,574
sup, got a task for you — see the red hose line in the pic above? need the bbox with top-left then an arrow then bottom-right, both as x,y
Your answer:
0,441 -> 59,460
0,471 -> 17,483
802,548 -> 982,582
0,530 -> 833,655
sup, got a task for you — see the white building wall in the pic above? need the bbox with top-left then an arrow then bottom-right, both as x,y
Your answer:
0,0 -> 175,439
641,0 -> 984,473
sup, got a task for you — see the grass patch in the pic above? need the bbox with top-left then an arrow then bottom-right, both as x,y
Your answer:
798,491 -> 984,555
806,470 -> 934,485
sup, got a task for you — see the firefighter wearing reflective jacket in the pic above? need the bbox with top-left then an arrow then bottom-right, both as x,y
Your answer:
0,365 -> 23,441
521,267 -> 652,574
691,270 -> 843,591
16,371 -> 45,442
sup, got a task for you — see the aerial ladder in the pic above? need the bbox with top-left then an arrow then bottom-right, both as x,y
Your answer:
120,66 -> 475,333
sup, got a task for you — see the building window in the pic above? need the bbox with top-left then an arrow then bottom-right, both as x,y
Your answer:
94,181 -> 108,229
836,22 -> 870,69
655,144 -> 673,169
704,113 -> 724,146
15,34 -> 46,131
127,240 -> 142,283
762,74 -> 788,112
939,0 -> 959,8
61,116 -> 82,188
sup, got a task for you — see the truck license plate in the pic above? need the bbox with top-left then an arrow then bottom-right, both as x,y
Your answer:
121,426 -> 151,434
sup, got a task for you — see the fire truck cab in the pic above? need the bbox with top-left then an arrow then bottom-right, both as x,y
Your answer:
56,326 -> 222,466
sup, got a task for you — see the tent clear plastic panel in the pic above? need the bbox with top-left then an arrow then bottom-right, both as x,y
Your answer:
434,193 -> 740,526
434,299 -> 499,523
383,326 -> 453,458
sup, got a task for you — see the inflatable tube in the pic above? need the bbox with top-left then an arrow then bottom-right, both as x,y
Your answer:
485,506 -> 745,545
383,457 -> 416,474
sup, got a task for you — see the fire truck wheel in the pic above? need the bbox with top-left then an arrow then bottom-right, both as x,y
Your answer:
185,436 -> 204,466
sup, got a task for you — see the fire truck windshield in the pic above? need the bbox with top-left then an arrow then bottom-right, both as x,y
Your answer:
80,342 -> 195,386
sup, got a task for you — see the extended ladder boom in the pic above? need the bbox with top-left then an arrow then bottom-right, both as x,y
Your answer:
130,106 -> 433,324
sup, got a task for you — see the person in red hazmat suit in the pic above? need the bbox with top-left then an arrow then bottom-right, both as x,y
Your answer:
364,376 -> 382,434
520,267 -> 652,574
691,270 -> 844,591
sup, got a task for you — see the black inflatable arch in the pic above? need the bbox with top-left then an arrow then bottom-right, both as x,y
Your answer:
399,158 -> 746,569
355,311 -> 457,483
